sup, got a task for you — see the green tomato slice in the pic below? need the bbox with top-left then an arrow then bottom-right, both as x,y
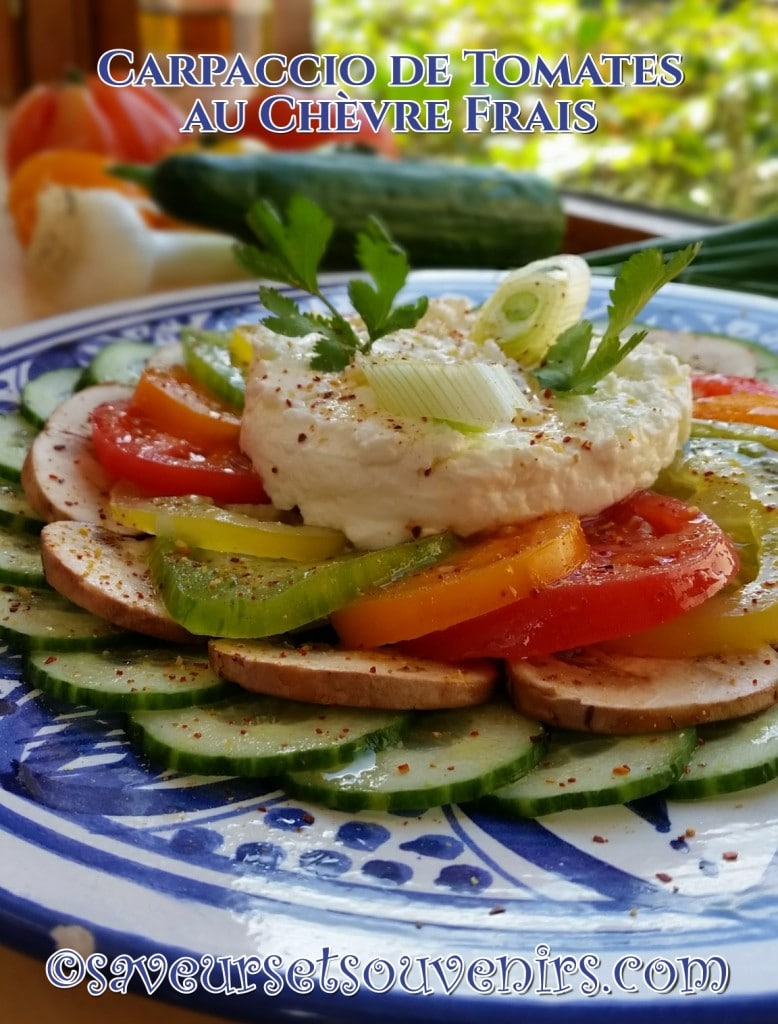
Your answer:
151,531 -> 458,638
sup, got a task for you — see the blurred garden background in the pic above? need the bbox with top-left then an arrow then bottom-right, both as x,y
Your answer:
315,0 -> 778,221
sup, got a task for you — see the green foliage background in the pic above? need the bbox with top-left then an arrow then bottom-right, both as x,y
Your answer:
314,0 -> 778,220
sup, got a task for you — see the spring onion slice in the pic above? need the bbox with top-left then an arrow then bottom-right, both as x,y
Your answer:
108,485 -> 347,562
360,355 -> 531,429
472,255 -> 591,366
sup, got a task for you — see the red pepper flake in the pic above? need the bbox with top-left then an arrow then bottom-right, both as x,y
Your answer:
397,763 -> 410,774
44,656 -> 58,665
722,850 -> 739,862
656,872 -> 673,883
302,811 -> 315,825
592,835 -> 608,844
488,905 -> 506,916
612,764 -> 631,776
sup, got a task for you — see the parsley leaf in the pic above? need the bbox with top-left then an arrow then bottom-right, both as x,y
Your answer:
235,197 -> 427,373
348,218 -> 428,342
535,243 -> 701,395
241,195 -> 333,294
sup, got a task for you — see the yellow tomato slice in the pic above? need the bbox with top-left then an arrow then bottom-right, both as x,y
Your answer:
331,512 -> 588,649
109,486 -> 347,562
229,326 -> 255,370
693,392 -> 778,429
132,365 -> 242,449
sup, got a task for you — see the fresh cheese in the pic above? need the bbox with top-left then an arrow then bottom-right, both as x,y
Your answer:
240,298 -> 692,549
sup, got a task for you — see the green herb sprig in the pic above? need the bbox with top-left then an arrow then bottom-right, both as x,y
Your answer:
235,195 -> 428,373
534,243 -> 701,395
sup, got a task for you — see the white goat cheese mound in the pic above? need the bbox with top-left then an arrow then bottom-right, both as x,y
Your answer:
240,298 -> 692,549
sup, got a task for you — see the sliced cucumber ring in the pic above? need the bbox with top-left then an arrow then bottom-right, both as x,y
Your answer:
78,340 -> 154,389
129,697 -> 412,776
20,367 -> 82,429
0,529 -> 45,586
480,728 -> 697,818
283,700 -> 546,812
669,704 -> 778,800
0,413 -> 38,482
27,646 -> 234,711
0,585 -> 128,651
0,482 -> 44,534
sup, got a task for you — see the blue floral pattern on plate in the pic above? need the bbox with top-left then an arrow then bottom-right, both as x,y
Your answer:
2,273 -> 778,1022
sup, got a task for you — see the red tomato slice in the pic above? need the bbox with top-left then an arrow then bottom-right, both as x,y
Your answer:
402,492 -> 739,662
91,399 -> 268,504
692,373 -> 778,399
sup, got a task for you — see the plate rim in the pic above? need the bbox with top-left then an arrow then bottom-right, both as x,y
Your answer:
3,271 -> 778,1024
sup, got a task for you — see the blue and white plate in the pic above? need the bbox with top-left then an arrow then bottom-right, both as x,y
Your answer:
2,273 -> 778,1023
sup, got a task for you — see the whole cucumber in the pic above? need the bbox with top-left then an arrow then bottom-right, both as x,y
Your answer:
123,151 -> 564,269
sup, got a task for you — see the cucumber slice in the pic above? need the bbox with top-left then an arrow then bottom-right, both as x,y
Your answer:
181,328 -> 245,410
0,529 -> 45,586
78,341 -> 154,389
480,728 -> 697,818
0,585 -> 127,651
27,646 -> 234,711
668,704 -> 778,800
283,700 -> 546,812
0,412 -> 37,482
20,367 -> 82,429
129,696 -> 411,776
151,531 -> 458,638
0,482 -> 44,534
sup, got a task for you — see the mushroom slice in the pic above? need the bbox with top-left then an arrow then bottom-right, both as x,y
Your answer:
209,639 -> 499,710
508,646 -> 778,734
41,520 -> 192,643
21,383 -> 135,534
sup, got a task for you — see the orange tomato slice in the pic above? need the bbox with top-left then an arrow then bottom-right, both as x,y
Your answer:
331,512 -> 588,649
132,365 -> 242,450
693,392 -> 778,429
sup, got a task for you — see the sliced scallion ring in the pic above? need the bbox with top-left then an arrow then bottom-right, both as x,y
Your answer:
360,355 -> 531,430
472,254 -> 591,366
